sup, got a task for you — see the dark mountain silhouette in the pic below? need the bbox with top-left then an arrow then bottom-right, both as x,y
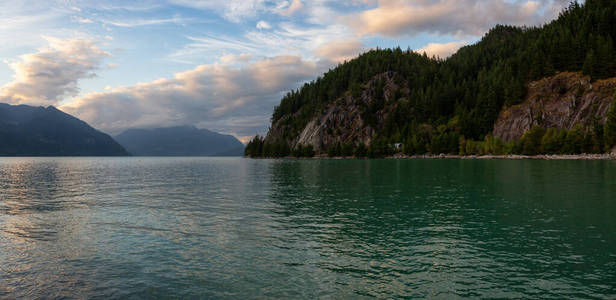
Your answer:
115,126 -> 244,156
0,103 -> 129,156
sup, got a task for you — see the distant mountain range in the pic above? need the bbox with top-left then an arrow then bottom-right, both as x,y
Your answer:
115,126 -> 244,156
0,103 -> 244,157
0,103 -> 128,156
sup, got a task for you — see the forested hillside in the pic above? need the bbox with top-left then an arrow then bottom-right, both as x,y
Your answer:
246,0 -> 616,158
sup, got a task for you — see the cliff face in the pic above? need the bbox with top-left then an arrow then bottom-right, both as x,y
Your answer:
268,71 -> 616,152
266,72 -> 409,152
493,72 -> 616,141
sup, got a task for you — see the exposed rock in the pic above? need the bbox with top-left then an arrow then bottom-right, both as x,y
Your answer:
266,72 -> 409,151
268,71 -> 616,151
493,72 -> 616,141
294,96 -> 375,152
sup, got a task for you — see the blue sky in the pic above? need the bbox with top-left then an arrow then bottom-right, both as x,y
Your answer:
0,0 -> 570,141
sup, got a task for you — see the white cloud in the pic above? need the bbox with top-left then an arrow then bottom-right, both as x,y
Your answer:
71,16 -> 94,24
0,37 -> 109,106
0,2 -> 76,51
169,35 -> 261,64
170,20 -> 351,65
416,41 -> 467,58
60,55 -> 324,138
169,0 -> 267,23
314,39 -> 365,63
346,0 -> 569,37
0,0 -> 574,140
256,20 -> 272,29
244,22 -> 352,58
102,16 -> 191,27
277,0 -> 304,16
220,53 -> 252,64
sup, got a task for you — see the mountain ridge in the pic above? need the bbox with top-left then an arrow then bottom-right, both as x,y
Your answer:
115,126 -> 244,156
0,103 -> 129,156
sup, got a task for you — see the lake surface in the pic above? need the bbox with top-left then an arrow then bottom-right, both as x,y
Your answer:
0,157 -> 615,299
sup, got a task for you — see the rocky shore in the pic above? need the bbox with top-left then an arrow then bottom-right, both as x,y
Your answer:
308,152 -> 616,160
388,153 -> 616,160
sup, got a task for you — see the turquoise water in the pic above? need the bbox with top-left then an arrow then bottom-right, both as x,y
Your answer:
0,157 -> 615,299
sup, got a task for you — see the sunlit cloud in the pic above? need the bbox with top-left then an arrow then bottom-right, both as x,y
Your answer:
0,37 -> 108,106
220,53 -> 253,65
256,20 -> 272,30
346,0 -> 568,37
0,0 -> 573,138
416,41 -> 467,59
60,55 -> 324,138
277,0 -> 304,16
314,39 -> 366,63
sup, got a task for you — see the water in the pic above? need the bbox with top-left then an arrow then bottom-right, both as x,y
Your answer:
0,157 -> 615,299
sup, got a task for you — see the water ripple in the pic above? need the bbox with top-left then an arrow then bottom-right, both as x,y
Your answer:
0,157 -> 615,299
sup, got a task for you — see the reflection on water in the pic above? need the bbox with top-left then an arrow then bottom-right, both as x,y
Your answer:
0,157 -> 615,299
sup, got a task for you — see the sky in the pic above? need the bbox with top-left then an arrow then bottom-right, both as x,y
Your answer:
0,0 -> 571,142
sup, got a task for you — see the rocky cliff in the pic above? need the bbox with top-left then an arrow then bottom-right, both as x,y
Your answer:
493,72 -> 616,142
266,72 -> 409,152
267,71 -> 616,152
248,1 -> 616,157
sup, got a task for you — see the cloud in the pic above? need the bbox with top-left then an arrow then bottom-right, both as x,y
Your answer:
0,37 -> 109,106
170,22 -> 351,64
220,53 -> 252,64
346,0 -> 569,37
245,22 -> 352,56
169,0 -> 267,23
60,55 -> 324,139
0,2 -> 76,51
102,16 -> 191,27
71,16 -> 94,24
256,20 -> 272,29
416,41 -> 467,58
169,35 -> 261,64
278,0 -> 304,16
314,39 -> 365,63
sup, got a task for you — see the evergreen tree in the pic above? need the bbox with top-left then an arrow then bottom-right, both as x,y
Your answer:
255,1 -> 616,158
355,143 -> 368,157
522,126 -> 546,155
605,92 -> 616,150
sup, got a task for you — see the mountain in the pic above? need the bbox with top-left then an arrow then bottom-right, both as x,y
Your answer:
246,0 -> 616,157
0,103 -> 129,156
114,126 -> 244,156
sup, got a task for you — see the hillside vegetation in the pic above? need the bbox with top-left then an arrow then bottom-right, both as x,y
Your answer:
247,0 -> 616,158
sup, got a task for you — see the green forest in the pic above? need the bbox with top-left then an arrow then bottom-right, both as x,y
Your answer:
246,0 -> 616,158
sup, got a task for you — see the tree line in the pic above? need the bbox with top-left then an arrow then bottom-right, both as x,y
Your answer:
247,0 -> 616,158
247,94 -> 616,158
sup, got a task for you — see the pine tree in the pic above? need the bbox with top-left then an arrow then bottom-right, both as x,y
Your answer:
582,49 -> 596,77
605,93 -> 616,150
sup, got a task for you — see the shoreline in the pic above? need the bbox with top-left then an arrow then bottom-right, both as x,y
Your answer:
385,153 -> 616,160
251,153 -> 616,160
